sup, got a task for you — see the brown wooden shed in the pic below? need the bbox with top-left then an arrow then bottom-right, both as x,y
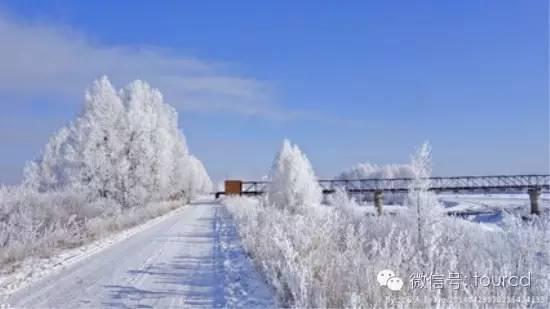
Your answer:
224,180 -> 243,195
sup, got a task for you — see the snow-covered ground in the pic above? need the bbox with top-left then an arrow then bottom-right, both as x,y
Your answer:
346,193 -> 549,224
2,200 -> 274,308
439,193 -> 549,211
439,193 -> 549,224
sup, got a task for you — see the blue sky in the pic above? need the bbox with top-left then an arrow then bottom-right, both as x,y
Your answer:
0,1 -> 548,185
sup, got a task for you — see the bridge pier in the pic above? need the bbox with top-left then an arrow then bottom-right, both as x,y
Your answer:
528,188 -> 541,216
374,190 -> 383,215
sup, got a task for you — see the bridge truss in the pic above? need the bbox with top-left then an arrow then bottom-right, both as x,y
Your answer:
239,175 -> 550,195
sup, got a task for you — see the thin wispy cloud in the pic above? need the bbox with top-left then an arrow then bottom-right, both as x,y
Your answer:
0,13 -> 287,118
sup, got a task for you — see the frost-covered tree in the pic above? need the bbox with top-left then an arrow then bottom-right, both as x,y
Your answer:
121,79 -> 179,204
24,76 -> 211,207
182,155 -> 213,197
23,127 -> 72,191
407,141 -> 442,246
266,139 -> 322,213
77,77 -> 128,200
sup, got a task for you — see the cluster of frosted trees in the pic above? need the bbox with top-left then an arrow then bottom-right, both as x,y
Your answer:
337,162 -> 414,180
23,77 -> 211,207
225,140 -> 549,308
1,77 -> 211,266
336,156 -> 415,204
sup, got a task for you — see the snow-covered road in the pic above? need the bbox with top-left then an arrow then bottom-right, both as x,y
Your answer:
7,200 -> 274,308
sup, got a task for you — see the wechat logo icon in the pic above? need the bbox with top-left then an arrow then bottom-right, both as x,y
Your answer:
377,269 -> 404,291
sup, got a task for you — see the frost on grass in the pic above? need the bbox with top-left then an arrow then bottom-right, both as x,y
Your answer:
1,77 -> 211,269
225,141 -> 550,308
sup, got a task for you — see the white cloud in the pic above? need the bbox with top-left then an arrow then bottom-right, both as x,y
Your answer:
0,13 -> 286,118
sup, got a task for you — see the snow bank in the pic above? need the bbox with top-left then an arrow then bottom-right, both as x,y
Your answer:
213,205 -> 276,308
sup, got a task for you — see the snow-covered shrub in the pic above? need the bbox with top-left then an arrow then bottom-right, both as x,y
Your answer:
326,187 -> 363,219
0,185 -> 181,267
226,195 -> 550,308
266,139 -> 322,213
84,201 -> 180,239
0,186 -> 90,264
23,76 -> 211,206
327,187 -> 353,208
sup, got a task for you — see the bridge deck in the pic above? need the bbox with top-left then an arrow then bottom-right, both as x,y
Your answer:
234,174 -> 550,195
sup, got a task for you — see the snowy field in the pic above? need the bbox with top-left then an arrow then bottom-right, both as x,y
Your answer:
349,193 -> 549,223
440,193 -> 550,224
439,193 -> 549,211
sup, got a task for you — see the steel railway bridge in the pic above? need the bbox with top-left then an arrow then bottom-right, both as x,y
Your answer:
217,174 -> 550,215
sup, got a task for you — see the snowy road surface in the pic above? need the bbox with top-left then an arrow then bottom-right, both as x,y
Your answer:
7,200 -> 275,308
